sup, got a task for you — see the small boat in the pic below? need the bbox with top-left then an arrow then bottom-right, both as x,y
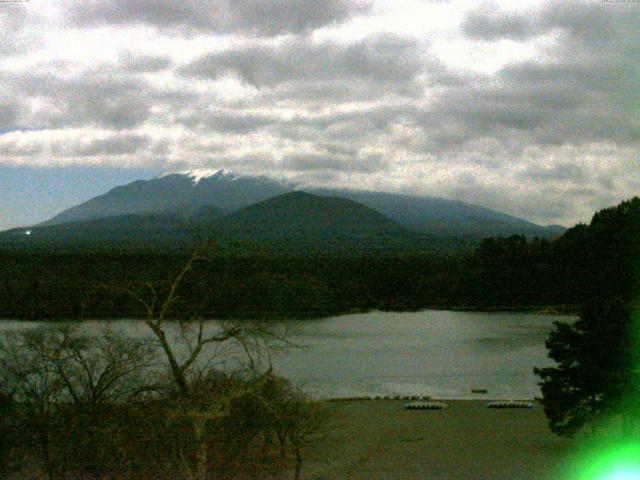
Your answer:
471,388 -> 488,394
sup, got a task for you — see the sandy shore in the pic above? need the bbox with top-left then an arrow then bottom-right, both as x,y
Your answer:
286,400 -> 579,480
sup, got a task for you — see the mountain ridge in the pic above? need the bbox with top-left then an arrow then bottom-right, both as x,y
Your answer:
25,169 -> 565,239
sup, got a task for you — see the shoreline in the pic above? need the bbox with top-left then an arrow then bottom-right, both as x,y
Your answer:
324,395 -> 538,402
0,304 -> 579,323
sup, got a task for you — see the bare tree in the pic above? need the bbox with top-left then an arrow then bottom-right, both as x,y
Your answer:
1,325 -> 156,405
0,324 -> 157,479
125,248 -> 288,480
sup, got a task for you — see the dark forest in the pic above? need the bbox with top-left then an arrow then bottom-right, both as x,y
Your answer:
1,197 -> 638,321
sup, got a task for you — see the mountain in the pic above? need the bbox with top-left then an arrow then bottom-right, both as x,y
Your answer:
213,191 -> 407,238
41,169 -> 292,226
26,169 -> 564,240
202,191 -> 417,254
309,188 -> 565,239
188,205 -> 226,223
1,192 -> 422,254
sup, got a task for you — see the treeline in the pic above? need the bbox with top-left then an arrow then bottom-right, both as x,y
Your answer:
1,197 -> 638,320
0,253 -> 472,320
475,196 -> 640,309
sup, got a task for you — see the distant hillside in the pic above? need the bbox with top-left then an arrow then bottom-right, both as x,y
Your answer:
188,205 -> 226,223
198,191 -> 429,254
0,213 -> 195,251
310,188 -> 565,239
32,169 -> 564,240
213,191 -> 407,238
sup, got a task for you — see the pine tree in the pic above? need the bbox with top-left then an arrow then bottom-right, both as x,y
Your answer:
534,300 -> 638,436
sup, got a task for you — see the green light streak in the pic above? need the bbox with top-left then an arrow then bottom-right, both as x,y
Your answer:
554,305 -> 640,479
568,443 -> 640,480
604,471 -> 639,480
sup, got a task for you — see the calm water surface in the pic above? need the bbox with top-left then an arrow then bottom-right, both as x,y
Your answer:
0,310 -> 573,399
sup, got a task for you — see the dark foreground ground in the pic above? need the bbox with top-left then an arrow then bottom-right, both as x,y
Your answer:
282,400 -> 580,480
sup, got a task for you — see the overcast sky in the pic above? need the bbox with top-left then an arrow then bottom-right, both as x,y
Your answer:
1,0 -> 639,230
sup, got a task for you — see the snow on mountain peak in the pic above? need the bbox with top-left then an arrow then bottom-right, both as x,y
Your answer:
157,168 -> 238,185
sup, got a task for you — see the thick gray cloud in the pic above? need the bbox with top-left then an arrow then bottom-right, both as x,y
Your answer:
120,52 -> 173,73
462,8 -> 538,41
228,0 -> 370,36
177,109 -> 278,133
542,1 -> 620,44
59,134 -> 151,157
0,103 -> 19,131
517,162 -> 587,184
0,132 -> 151,159
452,1 -> 640,151
70,0 -> 370,35
461,1 -> 627,42
182,34 -> 424,89
282,151 -> 384,174
8,69 -> 154,130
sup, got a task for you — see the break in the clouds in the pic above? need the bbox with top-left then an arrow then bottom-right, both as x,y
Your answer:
1,0 -> 639,229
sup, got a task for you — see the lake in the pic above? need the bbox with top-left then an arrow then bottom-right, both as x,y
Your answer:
0,310 -> 573,400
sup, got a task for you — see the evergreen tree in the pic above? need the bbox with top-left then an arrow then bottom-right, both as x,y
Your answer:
534,300 -> 639,436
